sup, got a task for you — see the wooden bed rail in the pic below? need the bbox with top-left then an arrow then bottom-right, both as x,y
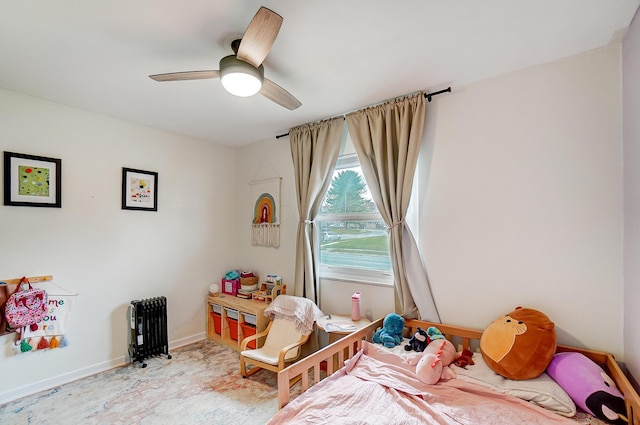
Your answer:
403,319 -> 483,352
277,318 -> 383,408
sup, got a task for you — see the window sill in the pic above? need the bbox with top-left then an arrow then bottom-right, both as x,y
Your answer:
319,266 -> 393,287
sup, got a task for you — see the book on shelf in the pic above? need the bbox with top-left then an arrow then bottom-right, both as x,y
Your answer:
236,289 -> 255,299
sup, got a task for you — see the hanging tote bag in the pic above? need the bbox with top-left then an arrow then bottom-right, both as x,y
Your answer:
5,277 -> 48,329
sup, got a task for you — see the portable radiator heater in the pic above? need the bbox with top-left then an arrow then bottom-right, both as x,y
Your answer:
129,296 -> 172,367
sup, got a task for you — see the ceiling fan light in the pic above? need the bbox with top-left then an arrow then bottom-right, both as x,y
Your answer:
219,55 -> 264,97
221,72 -> 262,97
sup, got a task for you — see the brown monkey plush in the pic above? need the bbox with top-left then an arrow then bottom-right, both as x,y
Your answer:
480,307 -> 556,380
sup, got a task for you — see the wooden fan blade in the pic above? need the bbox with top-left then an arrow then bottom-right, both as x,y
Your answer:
260,78 -> 301,110
237,7 -> 283,68
149,70 -> 219,82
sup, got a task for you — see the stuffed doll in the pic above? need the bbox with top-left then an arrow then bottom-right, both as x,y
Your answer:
406,338 -> 458,385
373,313 -> 405,348
427,326 -> 445,341
453,349 -> 475,368
404,327 -> 429,352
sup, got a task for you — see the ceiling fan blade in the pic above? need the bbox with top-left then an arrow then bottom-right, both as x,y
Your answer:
237,7 -> 283,68
149,70 -> 219,82
260,78 -> 301,110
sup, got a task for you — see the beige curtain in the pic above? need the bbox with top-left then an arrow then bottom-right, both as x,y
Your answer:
290,117 -> 344,306
346,92 -> 439,320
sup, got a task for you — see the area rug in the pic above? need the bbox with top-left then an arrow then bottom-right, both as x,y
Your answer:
1,340 -> 283,425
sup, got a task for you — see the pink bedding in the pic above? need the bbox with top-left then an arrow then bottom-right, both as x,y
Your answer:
268,341 -> 576,424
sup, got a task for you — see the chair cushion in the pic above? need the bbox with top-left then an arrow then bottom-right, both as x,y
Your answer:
241,347 -> 298,365
241,319 -> 303,365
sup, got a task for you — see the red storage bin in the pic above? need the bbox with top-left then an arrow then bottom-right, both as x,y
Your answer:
240,322 -> 257,348
226,317 -> 239,341
211,312 -> 221,335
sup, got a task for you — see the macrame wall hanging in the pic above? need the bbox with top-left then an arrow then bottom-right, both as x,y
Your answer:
250,177 -> 281,248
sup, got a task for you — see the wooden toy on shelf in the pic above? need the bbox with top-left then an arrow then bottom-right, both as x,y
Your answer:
252,282 -> 286,303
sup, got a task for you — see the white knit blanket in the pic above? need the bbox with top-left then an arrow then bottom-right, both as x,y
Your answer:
263,295 -> 323,335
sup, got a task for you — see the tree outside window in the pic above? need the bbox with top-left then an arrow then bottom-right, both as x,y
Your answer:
324,170 -> 375,214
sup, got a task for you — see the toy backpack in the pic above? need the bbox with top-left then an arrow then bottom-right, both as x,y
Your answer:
5,277 -> 48,330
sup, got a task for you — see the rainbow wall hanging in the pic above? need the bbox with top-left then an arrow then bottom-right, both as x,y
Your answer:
250,178 -> 280,247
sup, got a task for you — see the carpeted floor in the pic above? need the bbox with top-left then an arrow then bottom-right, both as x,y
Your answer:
1,340 -> 284,425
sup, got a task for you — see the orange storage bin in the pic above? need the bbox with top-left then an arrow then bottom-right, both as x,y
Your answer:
211,312 -> 221,335
240,322 -> 257,348
226,317 -> 239,341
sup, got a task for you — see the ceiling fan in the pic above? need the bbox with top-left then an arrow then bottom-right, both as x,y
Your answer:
149,6 -> 301,110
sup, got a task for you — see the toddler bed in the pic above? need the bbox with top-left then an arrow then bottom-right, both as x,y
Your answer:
270,318 -> 640,425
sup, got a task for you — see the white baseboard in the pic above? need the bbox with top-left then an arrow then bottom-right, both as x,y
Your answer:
170,332 -> 205,350
0,356 -> 127,405
0,333 -> 207,405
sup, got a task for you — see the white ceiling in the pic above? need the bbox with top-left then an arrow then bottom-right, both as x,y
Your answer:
1,1 -> 638,147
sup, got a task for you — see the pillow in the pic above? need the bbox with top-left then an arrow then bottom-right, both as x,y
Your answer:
452,353 -> 576,417
480,307 -> 557,380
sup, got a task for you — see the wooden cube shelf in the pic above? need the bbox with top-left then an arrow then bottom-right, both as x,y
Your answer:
207,294 -> 269,351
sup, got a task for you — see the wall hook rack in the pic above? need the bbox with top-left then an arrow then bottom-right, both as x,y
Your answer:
0,275 -> 54,286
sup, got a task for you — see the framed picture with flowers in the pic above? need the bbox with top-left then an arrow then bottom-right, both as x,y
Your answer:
121,167 -> 158,211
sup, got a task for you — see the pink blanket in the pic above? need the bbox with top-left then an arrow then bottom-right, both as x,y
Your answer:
268,341 -> 575,424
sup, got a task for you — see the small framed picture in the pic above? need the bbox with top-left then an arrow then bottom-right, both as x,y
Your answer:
122,167 -> 158,211
3,151 -> 62,208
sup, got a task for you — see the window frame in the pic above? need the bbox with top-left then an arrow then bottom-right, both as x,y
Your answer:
317,153 -> 394,286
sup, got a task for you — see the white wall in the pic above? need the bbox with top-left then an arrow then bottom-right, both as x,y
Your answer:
319,280 -> 394,321
234,137 -> 299,287
0,88 -> 238,402
623,9 -> 640,384
419,46 -> 624,358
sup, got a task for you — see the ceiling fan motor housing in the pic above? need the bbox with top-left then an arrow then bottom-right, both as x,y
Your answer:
219,55 -> 264,97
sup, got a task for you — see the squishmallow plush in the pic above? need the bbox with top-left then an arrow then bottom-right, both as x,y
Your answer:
547,352 -> 627,424
480,307 -> 556,380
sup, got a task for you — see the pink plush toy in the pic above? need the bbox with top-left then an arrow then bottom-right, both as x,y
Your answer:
406,339 -> 458,384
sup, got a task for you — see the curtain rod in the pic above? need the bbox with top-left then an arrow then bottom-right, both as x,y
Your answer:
275,87 -> 451,139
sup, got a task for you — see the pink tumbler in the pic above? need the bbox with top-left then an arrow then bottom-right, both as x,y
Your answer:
351,292 -> 361,321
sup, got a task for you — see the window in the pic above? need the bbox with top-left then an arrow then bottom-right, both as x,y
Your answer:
317,153 -> 393,285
